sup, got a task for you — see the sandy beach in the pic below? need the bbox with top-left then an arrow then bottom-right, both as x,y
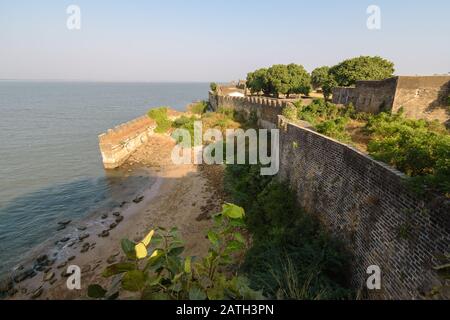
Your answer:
6,134 -> 225,300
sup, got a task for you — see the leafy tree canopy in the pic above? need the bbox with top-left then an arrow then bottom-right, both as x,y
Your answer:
329,56 -> 395,87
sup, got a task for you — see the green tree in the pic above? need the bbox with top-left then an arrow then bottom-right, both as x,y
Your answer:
329,56 -> 395,87
311,66 -> 330,90
266,64 -> 311,98
246,68 -> 269,95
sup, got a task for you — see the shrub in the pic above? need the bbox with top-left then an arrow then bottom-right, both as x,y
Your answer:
282,104 -> 299,121
316,118 -> 351,142
224,163 -> 353,300
88,204 -> 265,300
189,101 -> 208,115
147,107 -> 172,133
210,82 -> 217,92
365,112 -> 450,193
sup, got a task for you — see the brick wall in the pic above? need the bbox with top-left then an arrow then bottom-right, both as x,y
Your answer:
278,116 -> 449,299
333,76 -> 450,123
209,92 -> 450,299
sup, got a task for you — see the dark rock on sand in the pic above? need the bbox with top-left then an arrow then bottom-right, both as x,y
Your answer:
56,262 -> 67,269
58,220 -> 72,226
101,214 -> 108,219
14,269 -> 36,283
113,212 -> 121,217
115,216 -> 124,223
98,230 -> 110,238
31,287 -> 43,299
133,196 -> 144,204
77,226 -> 87,231
109,222 -> 118,230
43,272 -> 55,282
78,233 -> 90,241
0,278 -> 13,297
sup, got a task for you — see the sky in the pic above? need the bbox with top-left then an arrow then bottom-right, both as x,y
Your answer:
0,0 -> 449,82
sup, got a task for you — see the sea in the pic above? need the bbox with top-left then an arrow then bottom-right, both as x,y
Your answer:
0,81 -> 208,276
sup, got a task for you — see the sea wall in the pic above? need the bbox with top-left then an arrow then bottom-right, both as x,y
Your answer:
98,116 -> 156,169
209,91 -> 449,299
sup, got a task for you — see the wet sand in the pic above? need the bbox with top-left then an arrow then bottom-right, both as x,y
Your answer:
7,134 -> 225,300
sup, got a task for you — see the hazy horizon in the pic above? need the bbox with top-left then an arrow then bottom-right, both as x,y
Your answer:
1,0 -> 449,82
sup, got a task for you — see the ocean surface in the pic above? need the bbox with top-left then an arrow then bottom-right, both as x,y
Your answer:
0,81 -> 208,275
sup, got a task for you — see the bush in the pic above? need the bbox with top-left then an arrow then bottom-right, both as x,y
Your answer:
189,101 -> 208,115
210,82 -> 217,92
224,163 -> 353,300
365,112 -> 450,193
88,204 -> 265,300
316,118 -> 351,142
147,107 -> 172,133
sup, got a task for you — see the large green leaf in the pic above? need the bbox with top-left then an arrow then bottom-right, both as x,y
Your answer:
225,240 -> 245,253
121,239 -> 137,260
189,287 -> 207,300
207,231 -> 219,247
222,203 -> 245,219
87,284 -> 107,299
168,246 -> 185,257
102,263 -> 136,278
121,270 -> 146,292
184,256 -> 192,274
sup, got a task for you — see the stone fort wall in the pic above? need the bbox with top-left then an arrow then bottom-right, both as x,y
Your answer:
333,76 -> 450,123
210,92 -> 449,299
98,116 -> 156,169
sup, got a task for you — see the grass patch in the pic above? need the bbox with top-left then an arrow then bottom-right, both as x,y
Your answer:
147,107 -> 172,133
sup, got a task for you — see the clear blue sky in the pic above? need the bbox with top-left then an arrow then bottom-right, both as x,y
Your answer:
1,0 -> 449,82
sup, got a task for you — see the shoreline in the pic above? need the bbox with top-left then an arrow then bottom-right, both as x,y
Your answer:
3,134 -> 225,300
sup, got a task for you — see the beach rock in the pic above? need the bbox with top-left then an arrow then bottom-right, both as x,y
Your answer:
56,262 -> 67,269
0,278 -> 13,297
68,241 -> 76,248
49,278 -> 57,285
119,201 -> 128,208
113,212 -> 121,217
81,265 -> 91,274
43,272 -> 55,282
68,256 -> 76,262
78,233 -> 90,241
60,237 -> 70,243
36,255 -> 49,264
31,287 -> 43,299
14,269 -> 36,283
109,222 -> 118,230
56,225 -> 66,231
77,226 -> 87,231
98,230 -> 110,238
61,270 -> 71,278
80,243 -> 90,253
101,214 -> 108,219
133,196 -> 144,204
58,220 -> 72,226
115,216 -> 124,223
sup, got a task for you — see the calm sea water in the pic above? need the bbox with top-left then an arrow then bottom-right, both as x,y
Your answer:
0,81 -> 208,275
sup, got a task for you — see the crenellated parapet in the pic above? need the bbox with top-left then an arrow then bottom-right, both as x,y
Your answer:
98,116 -> 156,169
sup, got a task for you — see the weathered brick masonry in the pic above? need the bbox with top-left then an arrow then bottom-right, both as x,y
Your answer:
333,76 -> 450,124
210,92 -> 450,299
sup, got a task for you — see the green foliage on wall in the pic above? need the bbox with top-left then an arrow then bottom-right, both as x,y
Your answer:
329,56 -> 395,87
365,111 -> 450,193
224,163 -> 353,300
147,107 -> 173,133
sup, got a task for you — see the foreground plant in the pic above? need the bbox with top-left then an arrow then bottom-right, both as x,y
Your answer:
87,203 -> 264,300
